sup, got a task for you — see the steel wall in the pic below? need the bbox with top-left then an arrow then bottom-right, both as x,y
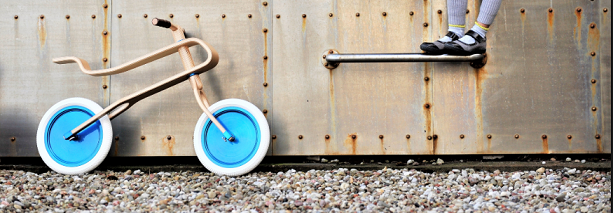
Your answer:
0,0 -> 609,157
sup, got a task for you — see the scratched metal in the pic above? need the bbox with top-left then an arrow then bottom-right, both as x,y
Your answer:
0,0 -> 110,156
272,0 -> 434,155
431,0 -> 610,154
108,0 -> 273,156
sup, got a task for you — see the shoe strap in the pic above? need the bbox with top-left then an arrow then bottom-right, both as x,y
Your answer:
446,31 -> 460,40
465,30 -> 486,43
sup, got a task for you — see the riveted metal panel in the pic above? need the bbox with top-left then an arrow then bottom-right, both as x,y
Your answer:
432,0 -> 610,154
109,0 -> 273,156
0,0 -> 110,156
272,0 -> 434,155
598,0 -> 611,153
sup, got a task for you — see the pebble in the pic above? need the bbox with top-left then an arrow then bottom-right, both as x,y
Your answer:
581,160 -> 586,164
407,159 -> 415,164
321,158 -> 329,163
566,157 -> 572,162
0,167 -> 609,212
436,158 -> 444,165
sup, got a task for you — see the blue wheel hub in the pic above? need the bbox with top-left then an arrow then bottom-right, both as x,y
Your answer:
45,106 -> 103,167
202,107 -> 260,168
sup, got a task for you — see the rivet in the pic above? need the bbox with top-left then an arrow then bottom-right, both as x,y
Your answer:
272,135 -> 277,139
542,135 -> 548,139
466,10 -> 470,14
591,52 -> 596,56
409,11 -> 414,16
567,135 -> 573,139
329,13 -> 334,17
437,10 -> 442,14
144,14 -> 149,18
92,14 -> 96,19
424,104 -> 431,109
195,14 -> 199,18
576,8 -> 582,13
14,15 -> 18,19
298,135 -> 303,139
169,14 -> 174,18
427,136 -> 433,140
302,14 -> 307,18
433,135 -> 438,140
248,14 -> 253,18
514,134 -> 520,139
263,28 -> 268,33
117,14 -> 122,18
406,134 -> 411,139
40,15 -> 44,19
115,136 -> 120,141
549,8 -> 553,13
590,23 -> 596,28
379,135 -> 384,139
140,136 -> 146,140
102,85 -> 108,89
325,135 -> 330,139
424,77 -> 430,82
103,3 -> 108,8
263,55 -> 268,60
460,134 -> 465,139
262,109 -> 268,113
167,135 -> 172,140
520,8 -> 525,13
591,79 -> 597,84
604,8 -> 609,13
65,15 -> 70,19
356,13 -> 360,17
323,55 -> 326,59
102,31 -> 108,35
276,14 -> 280,19
263,82 -> 268,87
423,22 -> 429,27
10,137 -> 16,142
382,12 -> 387,16
351,134 -> 357,139
487,134 -> 492,139
595,134 -> 601,139
221,14 -> 226,18
102,58 -> 108,62
329,50 -> 334,54
262,1 -> 268,6
592,107 -> 598,111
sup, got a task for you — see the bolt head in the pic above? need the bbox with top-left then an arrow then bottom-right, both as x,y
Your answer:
167,135 -> 172,140
592,107 -> 598,111
424,77 -> 430,81
325,135 -> 330,139
427,136 -> 433,140
329,50 -> 334,54
248,14 -> 253,18
424,104 -> 430,109
140,136 -> 146,140
263,82 -> 268,87
221,14 -> 226,18
542,135 -> 548,139
329,13 -> 334,17
102,58 -> 108,62
382,12 -> 387,16
549,8 -> 553,13
379,135 -> 384,139
263,28 -> 268,33
592,79 -> 597,84
577,8 -> 582,13
272,135 -> 277,139
604,8 -> 609,13
460,134 -> 465,139
351,135 -> 357,139
102,85 -> 108,89
433,135 -> 438,140
262,109 -> 268,113
567,135 -> 573,139
595,134 -> 601,139
437,10 -> 442,14
10,137 -> 16,142
302,14 -> 307,18
263,55 -> 268,60
423,23 -> 429,27
102,31 -> 108,35
487,134 -> 492,139
466,10 -> 470,14
409,11 -> 414,16
298,135 -> 303,139
515,134 -> 520,139
356,13 -> 360,17
406,134 -> 411,139
117,14 -> 122,18
66,15 -> 70,19
92,14 -> 96,19
276,14 -> 280,18
591,52 -> 596,56
40,15 -> 44,19
520,8 -> 526,13
590,23 -> 596,28
14,15 -> 18,19
195,14 -> 199,18
103,4 -> 108,8
144,14 -> 149,18
115,136 -> 120,141
262,1 -> 268,6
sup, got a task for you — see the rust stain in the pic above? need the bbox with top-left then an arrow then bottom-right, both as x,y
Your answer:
587,23 -> 600,53
475,66 -> 488,152
574,8 -> 582,46
406,137 -> 412,154
163,136 -> 176,156
114,140 -> 119,156
596,138 -> 603,153
487,138 -> 492,153
102,0 -> 110,65
302,17 -> 306,32
263,31 -> 268,83
329,69 -> 337,142
568,138 -> 572,150
431,137 -> 438,154
380,138 -> 386,154
542,137 -> 549,154
547,9 -> 554,42
343,133 -> 357,155
325,136 -> 332,154
37,17 -> 46,48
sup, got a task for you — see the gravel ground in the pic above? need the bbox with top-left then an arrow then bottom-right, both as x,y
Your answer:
0,167 -> 610,212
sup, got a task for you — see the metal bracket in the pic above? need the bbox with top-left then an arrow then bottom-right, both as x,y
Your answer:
322,49 -> 487,69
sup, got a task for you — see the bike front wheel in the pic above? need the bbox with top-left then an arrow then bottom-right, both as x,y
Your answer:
193,99 -> 270,176
36,97 -> 113,175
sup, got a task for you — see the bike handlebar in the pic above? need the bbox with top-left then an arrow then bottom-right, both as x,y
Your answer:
152,18 -> 178,31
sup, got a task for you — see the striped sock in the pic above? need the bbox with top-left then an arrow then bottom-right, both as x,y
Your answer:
438,25 -> 464,42
459,22 -> 488,44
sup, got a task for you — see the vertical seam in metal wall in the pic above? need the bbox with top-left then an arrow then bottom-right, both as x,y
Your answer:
107,0 -> 112,107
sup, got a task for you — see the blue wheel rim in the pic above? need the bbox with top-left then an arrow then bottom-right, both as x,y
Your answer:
45,106 -> 103,167
202,107 -> 260,168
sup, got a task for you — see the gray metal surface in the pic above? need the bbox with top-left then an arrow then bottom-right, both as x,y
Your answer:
0,0 -> 110,156
325,53 -> 484,63
431,0 -> 610,154
0,0 -> 609,157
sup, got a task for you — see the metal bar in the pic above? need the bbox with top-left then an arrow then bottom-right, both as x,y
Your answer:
326,53 -> 484,63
